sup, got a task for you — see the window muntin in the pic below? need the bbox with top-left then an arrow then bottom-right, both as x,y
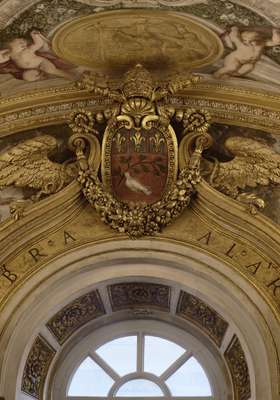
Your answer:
166,357 -> 212,396
116,379 -> 164,396
144,335 -> 185,376
96,336 -> 137,376
68,357 -> 114,396
68,334 -> 212,398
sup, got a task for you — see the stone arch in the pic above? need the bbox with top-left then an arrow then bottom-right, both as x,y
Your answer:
0,239 -> 279,399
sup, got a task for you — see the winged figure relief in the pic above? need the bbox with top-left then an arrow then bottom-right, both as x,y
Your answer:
0,135 -> 77,218
202,136 -> 280,213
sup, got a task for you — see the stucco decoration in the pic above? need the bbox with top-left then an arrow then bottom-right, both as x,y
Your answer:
225,335 -> 251,400
0,124 -> 74,222
109,282 -> 171,311
0,2 -> 279,399
204,123 -> 280,223
177,291 -> 229,346
2,112 -> 280,226
19,281 -> 250,399
46,290 -> 105,344
21,335 -> 56,399
44,282 -> 230,347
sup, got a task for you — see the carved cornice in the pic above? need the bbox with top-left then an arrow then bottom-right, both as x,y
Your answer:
0,83 -> 280,136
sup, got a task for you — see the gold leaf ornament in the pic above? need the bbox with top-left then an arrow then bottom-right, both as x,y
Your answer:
78,162 -> 201,238
182,109 -> 211,134
69,65 -> 212,237
69,110 -> 98,135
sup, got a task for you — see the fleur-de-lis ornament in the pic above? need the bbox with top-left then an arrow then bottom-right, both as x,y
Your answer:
113,133 -> 126,153
150,133 -> 165,153
130,132 -> 145,152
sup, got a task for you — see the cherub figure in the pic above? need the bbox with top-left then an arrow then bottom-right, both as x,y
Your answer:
0,30 -> 78,81
214,26 -> 280,78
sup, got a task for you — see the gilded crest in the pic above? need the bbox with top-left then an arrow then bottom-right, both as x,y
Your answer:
101,66 -> 178,205
69,65 -> 212,237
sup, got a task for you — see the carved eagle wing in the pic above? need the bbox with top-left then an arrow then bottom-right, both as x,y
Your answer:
0,135 -> 75,195
212,136 -> 280,197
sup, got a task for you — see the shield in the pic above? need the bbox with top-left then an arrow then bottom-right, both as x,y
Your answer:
102,120 -> 178,204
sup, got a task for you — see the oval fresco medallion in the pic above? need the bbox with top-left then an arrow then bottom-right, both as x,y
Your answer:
52,10 -> 223,76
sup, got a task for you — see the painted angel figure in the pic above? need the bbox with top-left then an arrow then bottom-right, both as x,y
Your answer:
0,30 -> 78,81
214,26 -> 280,78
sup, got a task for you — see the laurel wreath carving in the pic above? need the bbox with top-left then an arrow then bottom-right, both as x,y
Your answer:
78,165 -> 200,238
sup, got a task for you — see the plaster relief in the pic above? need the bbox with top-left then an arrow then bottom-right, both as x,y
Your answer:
225,335 -> 251,400
177,291 -> 228,346
204,123 -> 280,224
47,290 -> 105,344
21,335 -> 56,399
108,282 -> 171,311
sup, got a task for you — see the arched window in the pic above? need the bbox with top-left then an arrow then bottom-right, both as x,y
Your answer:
53,320 -> 228,400
68,334 -> 212,398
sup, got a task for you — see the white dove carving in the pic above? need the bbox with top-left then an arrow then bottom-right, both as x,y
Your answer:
124,172 -> 152,196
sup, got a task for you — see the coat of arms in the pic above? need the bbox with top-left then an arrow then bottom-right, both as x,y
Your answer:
1,65 -> 279,234
69,65 -> 212,237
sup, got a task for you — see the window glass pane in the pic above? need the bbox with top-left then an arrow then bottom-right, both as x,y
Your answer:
144,335 -> 185,376
116,379 -> 164,396
96,336 -> 137,376
166,356 -> 212,396
68,357 -> 114,396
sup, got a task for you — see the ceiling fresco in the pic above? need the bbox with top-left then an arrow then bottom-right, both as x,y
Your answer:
51,11 -> 224,76
0,0 -> 278,94
0,0 -> 279,229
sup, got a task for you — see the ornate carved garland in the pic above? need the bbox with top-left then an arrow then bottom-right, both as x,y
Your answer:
78,165 -> 199,237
